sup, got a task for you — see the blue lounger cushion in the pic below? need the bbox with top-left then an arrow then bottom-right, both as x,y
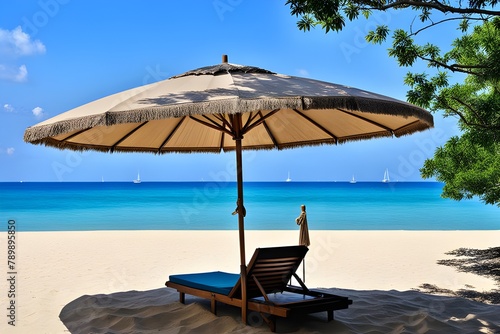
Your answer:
169,271 -> 240,296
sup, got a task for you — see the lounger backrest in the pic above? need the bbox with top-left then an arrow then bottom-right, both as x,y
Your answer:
229,245 -> 308,299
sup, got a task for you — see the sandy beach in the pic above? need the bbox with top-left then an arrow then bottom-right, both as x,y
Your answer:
1,230 -> 499,333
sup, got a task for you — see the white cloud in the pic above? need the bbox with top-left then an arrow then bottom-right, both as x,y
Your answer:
3,103 -> 14,112
6,147 -> 15,155
0,63 -> 28,82
0,26 -> 46,56
32,106 -> 44,118
0,26 -> 45,83
15,64 -> 28,81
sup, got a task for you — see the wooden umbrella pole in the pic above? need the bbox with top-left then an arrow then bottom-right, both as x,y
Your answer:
234,113 -> 247,325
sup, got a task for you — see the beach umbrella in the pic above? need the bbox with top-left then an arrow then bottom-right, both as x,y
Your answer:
24,55 -> 433,324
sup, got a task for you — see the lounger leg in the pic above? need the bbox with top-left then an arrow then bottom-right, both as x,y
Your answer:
179,292 -> 185,304
260,313 -> 276,332
210,296 -> 217,315
327,310 -> 334,322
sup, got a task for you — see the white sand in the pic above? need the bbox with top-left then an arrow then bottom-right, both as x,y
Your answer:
0,230 -> 499,333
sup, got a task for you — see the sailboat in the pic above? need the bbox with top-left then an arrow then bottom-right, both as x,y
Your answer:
349,175 -> 357,184
382,168 -> 390,183
133,172 -> 141,184
285,172 -> 292,182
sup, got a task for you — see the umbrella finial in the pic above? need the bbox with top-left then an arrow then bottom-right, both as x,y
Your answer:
222,54 -> 228,63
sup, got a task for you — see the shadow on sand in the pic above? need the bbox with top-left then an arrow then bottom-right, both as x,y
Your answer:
416,246 -> 500,304
59,287 -> 500,333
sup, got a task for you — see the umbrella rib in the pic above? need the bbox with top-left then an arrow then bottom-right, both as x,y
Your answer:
241,112 -> 254,132
243,109 -> 279,134
60,128 -> 93,142
337,108 -> 395,134
203,114 -> 233,133
158,117 -> 186,152
394,119 -> 421,133
242,111 -> 265,132
214,114 -> 233,131
292,109 -> 339,143
190,115 -> 234,137
211,114 -> 229,150
111,122 -> 149,152
219,130 -> 226,151
259,112 -> 280,148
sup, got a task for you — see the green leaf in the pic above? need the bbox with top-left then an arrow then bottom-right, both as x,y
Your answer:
297,15 -> 315,32
344,4 -> 359,21
366,25 -> 390,44
419,8 -> 431,22
389,29 -> 419,66
459,18 -> 470,32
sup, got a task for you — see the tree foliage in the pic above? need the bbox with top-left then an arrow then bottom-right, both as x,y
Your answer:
287,0 -> 500,206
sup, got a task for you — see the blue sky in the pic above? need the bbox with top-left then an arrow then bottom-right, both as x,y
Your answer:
1,1 -> 461,182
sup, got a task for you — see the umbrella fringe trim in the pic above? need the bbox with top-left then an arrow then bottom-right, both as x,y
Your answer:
25,121 -> 431,154
24,97 -> 432,143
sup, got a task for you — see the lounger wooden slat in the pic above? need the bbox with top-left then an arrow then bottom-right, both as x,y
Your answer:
165,245 -> 352,332
252,266 -> 295,272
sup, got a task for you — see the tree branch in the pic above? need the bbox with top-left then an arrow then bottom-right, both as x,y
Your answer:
409,16 -> 487,36
450,96 -> 490,126
365,0 -> 500,16
442,96 -> 500,131
418,55 -> 486,75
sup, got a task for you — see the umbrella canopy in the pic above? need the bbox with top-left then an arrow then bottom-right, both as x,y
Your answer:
24,59 -> 432,153
24,55 -> 433,324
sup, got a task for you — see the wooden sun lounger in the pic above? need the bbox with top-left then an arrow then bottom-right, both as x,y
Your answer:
165,245 -> 352,332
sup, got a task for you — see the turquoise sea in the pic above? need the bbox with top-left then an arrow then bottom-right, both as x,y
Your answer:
0,182 -> 498,231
